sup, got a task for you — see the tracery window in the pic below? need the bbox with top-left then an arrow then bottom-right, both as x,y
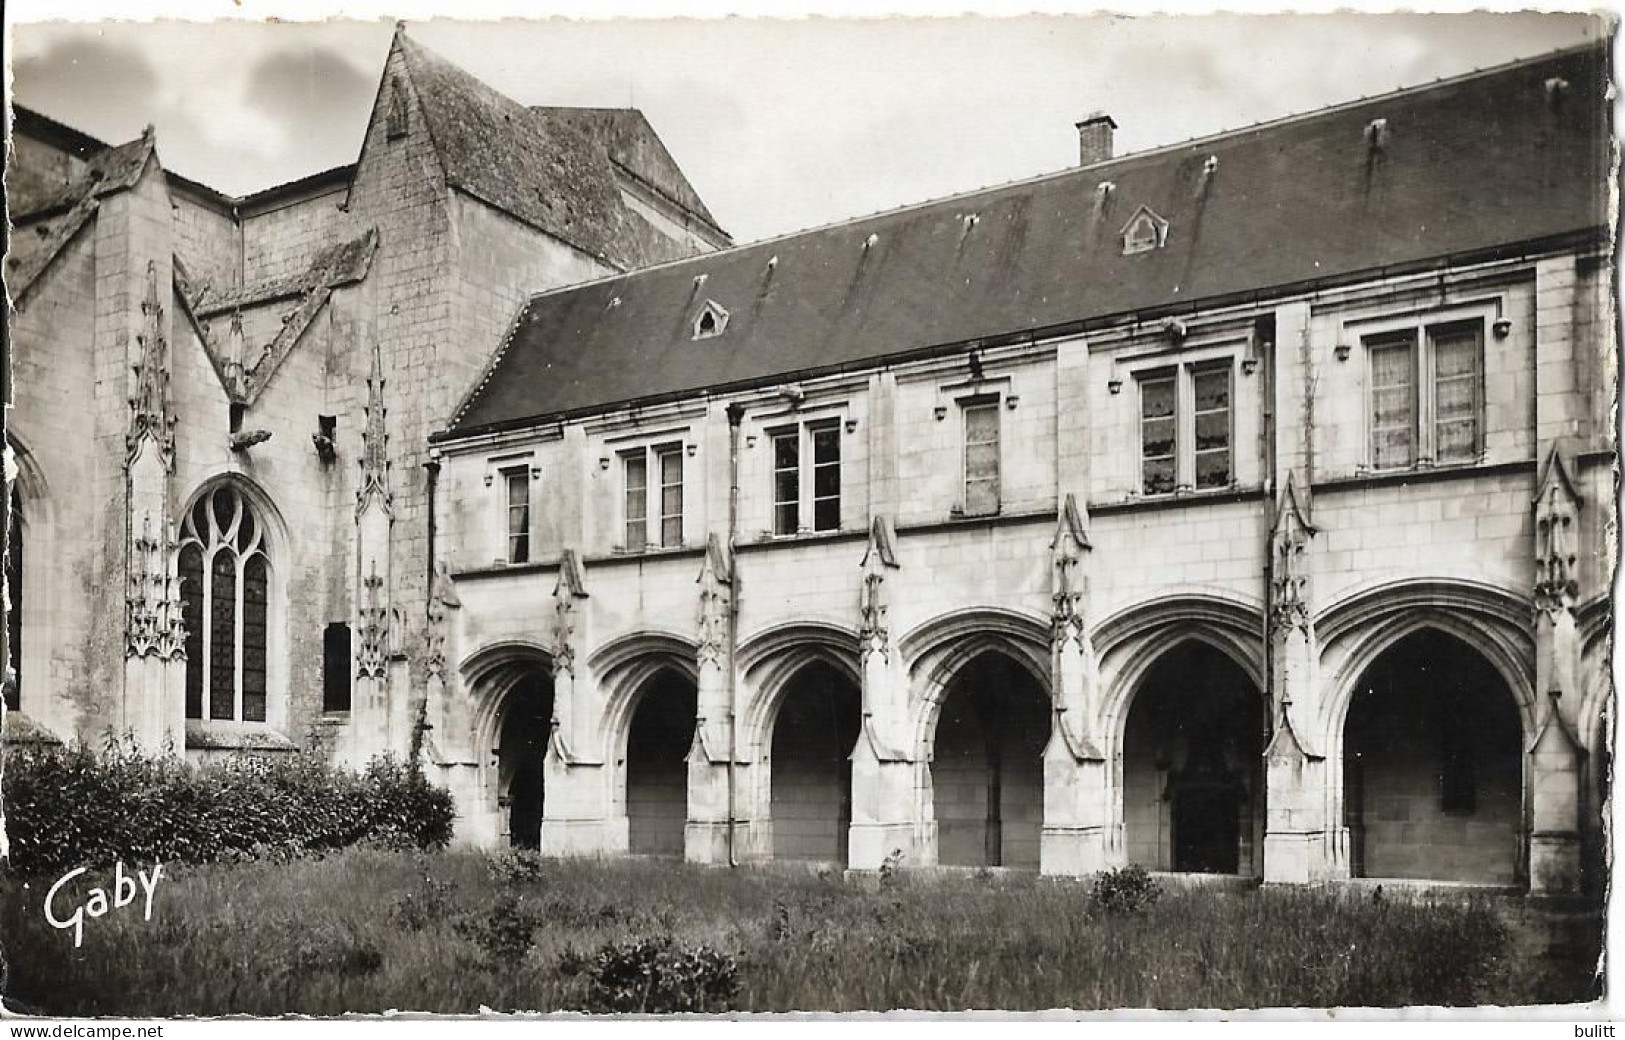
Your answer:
179,485 -> 270,723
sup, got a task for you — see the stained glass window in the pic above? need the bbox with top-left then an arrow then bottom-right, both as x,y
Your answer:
180,485 -> 272,724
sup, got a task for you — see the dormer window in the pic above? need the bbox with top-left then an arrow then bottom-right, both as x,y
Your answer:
693,300 -> 729,341
1121,205 -> 1169,256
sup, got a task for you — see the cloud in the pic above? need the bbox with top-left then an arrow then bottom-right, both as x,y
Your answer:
12,36 -> 159,143
241,45 -> 375,138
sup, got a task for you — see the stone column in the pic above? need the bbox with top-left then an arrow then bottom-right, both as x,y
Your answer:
1262,477 -> 1331,884
1041,495 -> 1109,876
539,549 -> 617,856
686,535 -> 742,864
1529,446 -> 1585,895
123,259 -> 186,754
847,517 -> 919,868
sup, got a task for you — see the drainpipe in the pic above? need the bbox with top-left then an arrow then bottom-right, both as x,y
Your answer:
725,402 -> 747,868
1259,316 -> 1277,752
424,456 -> 440,615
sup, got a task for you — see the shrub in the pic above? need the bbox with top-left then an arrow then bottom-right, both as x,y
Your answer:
1,741 -> 454,877
485,848 -> 547,887
1088,863 -> 1162,915
387,874 -> 455,933
453,892 -> 542,963
569,936 -> 741,1014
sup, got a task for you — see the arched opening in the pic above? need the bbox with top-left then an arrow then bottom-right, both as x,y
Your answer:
931,650 -> 1050,868
768,661 -> 861,864
626,669 -> 697,856
178,483 -> 273,723
1343,629 -> 1522,885
1122,641 -> 1263,875
493,671 -> 552,849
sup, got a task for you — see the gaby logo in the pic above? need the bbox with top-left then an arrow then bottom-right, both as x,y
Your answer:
45,862 -> 164,948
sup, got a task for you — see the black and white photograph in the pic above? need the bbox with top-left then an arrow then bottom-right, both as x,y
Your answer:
0,1 -> 1616,1021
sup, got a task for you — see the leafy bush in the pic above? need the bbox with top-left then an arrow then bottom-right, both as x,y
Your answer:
485,848 -> 547,887
453,892 -> 542,963
1,741 -> 454,877
568,936 -> 741,1014
387,873 -> 455,933
1088,863 -> 1162,915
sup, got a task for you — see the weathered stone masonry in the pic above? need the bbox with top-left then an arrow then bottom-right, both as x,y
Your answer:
3,35 -> 1613,897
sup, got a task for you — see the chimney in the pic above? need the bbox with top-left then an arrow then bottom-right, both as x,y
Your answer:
1076,112 -> 1117,166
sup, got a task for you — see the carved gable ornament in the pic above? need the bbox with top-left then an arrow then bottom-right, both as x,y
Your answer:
1049,493 -> 1091,646
1270,475 -> 1316,632
1533,445 -> 1581,614
551,549 -> 588,675
1120,205 -> 1170,256
696,534 -> 732,670
858,516 -> 900,658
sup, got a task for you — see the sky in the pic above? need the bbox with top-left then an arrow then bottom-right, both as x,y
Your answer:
5,6 -> 1611,243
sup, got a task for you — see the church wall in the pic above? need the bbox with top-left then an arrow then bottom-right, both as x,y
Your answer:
240,187 -> 350,288
170,192 -> 242,292
168,285 -> 350,749
7,221 -> 100,741
340,40 -> 458,669
6,132 -> 87,210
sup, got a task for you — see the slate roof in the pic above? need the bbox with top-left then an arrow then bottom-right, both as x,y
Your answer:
443,42 -> 1612,440
6,130 -> 156,304
532,106 -> 725,235
397,33 -> 714,270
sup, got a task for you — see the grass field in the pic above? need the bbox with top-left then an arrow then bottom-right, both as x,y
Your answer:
0,849 -> 1600,1015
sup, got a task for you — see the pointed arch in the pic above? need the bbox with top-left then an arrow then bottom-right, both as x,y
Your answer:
1094,590 -> 1266,746
175,475 -> 289,729
737,620 -> 861,753
458,639 -> 554,849
1316,579 -> 1536,746
4,434 -> 53,719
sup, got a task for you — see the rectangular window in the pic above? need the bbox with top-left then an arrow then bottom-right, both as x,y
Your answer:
658,447 -> 684,547
771,422 -> 842,535
962,399 -> 1001,516
1364,318 -> 1483,470
1191,365 -> 1232,489
811,425 -> 841,532
1368,332 -> 1417,470
1139,371 -> 1177,495
620,444 -> 685,550
772,431 -> 800,535
504,467 -> 531,564
1431,322 -> 1481,463
1137,361 -> 1236,495
322,623 -> 352,712
623,452 -> 648,548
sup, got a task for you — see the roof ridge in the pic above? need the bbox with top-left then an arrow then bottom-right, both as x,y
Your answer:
498,37 -> 1610,310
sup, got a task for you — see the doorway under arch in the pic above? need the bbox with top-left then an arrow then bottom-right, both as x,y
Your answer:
1122,641 -> 1263,875
930,650 -> 1050,868
625,669 -> 698,856
1343,628 -> 1523,885
493,671 -> 553,849
768,661 -> 861,864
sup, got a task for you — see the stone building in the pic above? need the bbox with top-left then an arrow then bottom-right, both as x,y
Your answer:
1,26 -> 726,761
4,33 -> 1615,895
